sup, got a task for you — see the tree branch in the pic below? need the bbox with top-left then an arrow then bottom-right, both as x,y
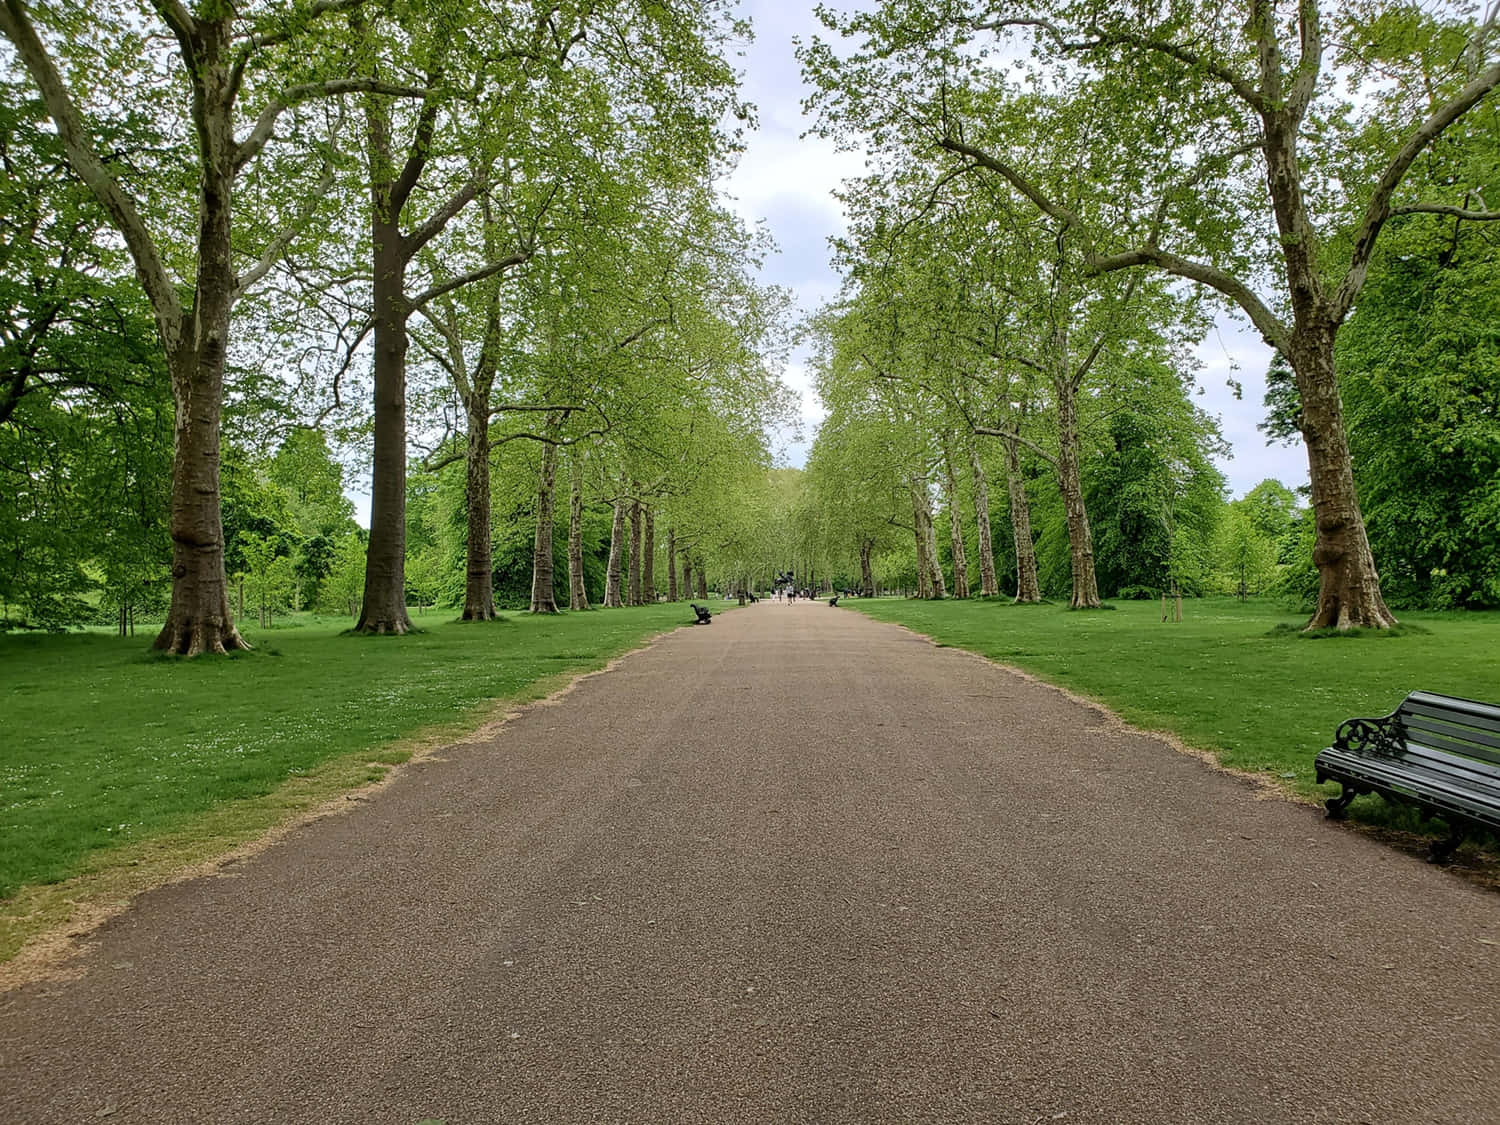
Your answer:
235,78 -> 431,172
1388,203 -> 1500,222
1089,246 -> 1290,354
404,166 -> 484,257
0,0 -> 183,347
407,246 -> 533,314
233,157 -> 336,300
1336,58 -> 1500,319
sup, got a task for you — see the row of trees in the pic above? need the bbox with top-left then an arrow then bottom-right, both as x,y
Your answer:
1,0 -> 795,646
798,0 -> 1500,627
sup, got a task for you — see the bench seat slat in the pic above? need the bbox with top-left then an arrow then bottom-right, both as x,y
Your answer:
1319,749 -> 1500,806
1316,752 -> 1500,831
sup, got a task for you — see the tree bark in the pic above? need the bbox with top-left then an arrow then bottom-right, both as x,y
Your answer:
1002,436 -> 1042,604
858,538 -> 875,598
667,527 -> 679,601
529,440 -> 559,613
460,391 -> 496,620
627,495 -> 643,607
943,443 -> 970,598
604,489 -> 626,608
682,553 -> 693,603
567,450 -> 588,610
910,476 -> 946,599
1054,385 -> 1100,609
1291,328 -> 1397,629
695,557 -> 707,600
355,97 -> 413,635
969,441 -> 999,597
642,506 -> 655,604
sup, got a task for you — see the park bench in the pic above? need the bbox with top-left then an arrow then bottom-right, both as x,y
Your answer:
690,603 -> 712,625
828,595 -> 839,607
1315,691 -> 1500,863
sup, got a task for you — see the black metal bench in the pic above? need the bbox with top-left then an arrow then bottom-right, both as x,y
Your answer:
828,595 -> 839,607
690,603 -> 712,625
1315,691 -> 1500,863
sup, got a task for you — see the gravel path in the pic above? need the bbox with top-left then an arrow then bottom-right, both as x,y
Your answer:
3,602 -> 1498,1124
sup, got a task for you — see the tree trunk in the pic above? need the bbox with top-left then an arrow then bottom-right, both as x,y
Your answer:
969,441 -> 999,597
529,440 -> 559,613
695,558 -> 707,600
604,490 -> 626,608
1291,328 -> 1398,629
1002,436 -> 1042,603
1054,385 -> 1100,609
667,527 -> 679,602
943,443 -> 969,598
460,392 -> 497,621
355,100 -> 413,636
859,538 -> 875,597
151,32 -> 248,655
911,476 -> 946,599
627,495 -> 643,607
682,554 -> 693,603
642,506 -> 655,604
568,450 -> 588,610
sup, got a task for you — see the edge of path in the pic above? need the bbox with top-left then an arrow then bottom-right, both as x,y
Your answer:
0,627 -> 684,992
883,617 -> 1500,893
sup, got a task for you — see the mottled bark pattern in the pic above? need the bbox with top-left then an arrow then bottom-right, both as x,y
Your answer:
627,496 -> 642,607
681,555 -> 693,604
666,528 -> 679,602
568,452 -> 588,610
1003,437 -> 1042,604
529,441 -> 559,614
943,445 -> 970,599
604,491 -> 625,608
1291,333 -> 1396,629
150,19 -> 248,655
461,394 -> 496,621
1055,389 -> 1100,609
642,507 -> 655,605
969,442 -> 999,597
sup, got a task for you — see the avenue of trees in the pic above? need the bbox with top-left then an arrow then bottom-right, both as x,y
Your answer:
799,0 -> 1500,627
1,0 -> 797,646
3,0 -> 1498,646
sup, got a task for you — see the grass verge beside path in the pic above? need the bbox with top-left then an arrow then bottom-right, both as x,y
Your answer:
849,596 -> 1500,841
1,605 -> 705,963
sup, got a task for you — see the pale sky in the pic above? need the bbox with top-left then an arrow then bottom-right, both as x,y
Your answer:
721,0 -> 1310,500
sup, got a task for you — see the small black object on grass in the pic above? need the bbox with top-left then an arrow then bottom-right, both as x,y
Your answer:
690,603 -> 712,625
829,595 -> 839,607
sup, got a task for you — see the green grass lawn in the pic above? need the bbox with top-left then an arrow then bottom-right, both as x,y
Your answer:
849,595 -> 1500,829
1,604 -> 703,903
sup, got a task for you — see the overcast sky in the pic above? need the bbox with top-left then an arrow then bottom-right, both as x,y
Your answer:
720,0 -> 1310,500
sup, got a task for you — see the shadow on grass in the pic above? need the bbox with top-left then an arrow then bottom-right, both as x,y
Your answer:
1266,621 -> 1433,639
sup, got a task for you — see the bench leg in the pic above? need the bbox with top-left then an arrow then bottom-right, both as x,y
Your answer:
1428,826 -> 1464,865
1324,784 -> 1358,820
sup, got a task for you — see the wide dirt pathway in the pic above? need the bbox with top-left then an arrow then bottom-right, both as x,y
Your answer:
4,602 -> 1499,1123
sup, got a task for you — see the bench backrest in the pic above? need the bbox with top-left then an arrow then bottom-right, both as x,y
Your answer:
1395,692 -> 1500,772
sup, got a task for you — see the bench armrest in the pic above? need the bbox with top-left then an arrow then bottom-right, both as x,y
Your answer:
1332,713 -> 1404,757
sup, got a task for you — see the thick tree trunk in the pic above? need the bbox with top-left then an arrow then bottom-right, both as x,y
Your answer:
969,441 -> 999,597
910,477 -> 946,599
568,451 -> 588,610
529,441 -> 559,614
682,554 -> 693,603
667,527 -> 679,602
1291,329 -> 1397,629
627,496 -> 643,607
943,444 -> 970,598
355,103 -> 412,635
859,538 -> 875,597
604,491 -> 626,608
695,558 -> 707,600
1002,436 -> 1042,603
460,393 -> 497,621
1055,386 -> 1100,609
642,506 -> 655,604
152,36 -> 248,656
